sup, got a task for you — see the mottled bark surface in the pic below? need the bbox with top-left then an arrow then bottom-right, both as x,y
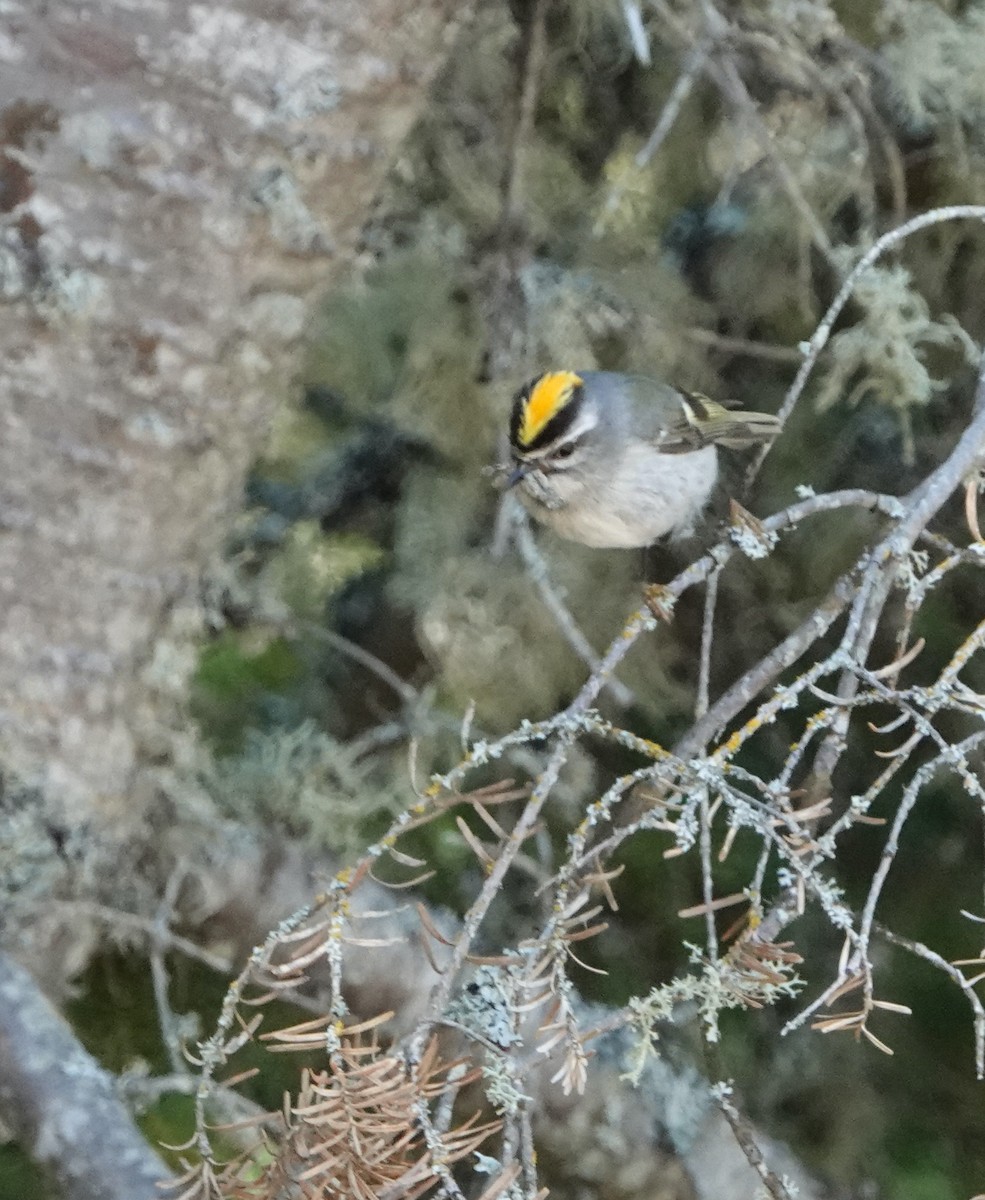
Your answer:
0,0 -> 462,830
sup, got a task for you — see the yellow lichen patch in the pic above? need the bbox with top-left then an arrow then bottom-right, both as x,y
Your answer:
518,370 -> 582,446
638,737 -> 667,759
722,730 -> 744,756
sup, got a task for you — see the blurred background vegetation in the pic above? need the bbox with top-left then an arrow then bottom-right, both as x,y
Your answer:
8,1 -> 985,1197
189,2 -> 985,1197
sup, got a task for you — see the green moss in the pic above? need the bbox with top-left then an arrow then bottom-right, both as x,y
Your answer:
257,406 -> 337,483
0,1146 -> 46,1200
196,633 -> 300,698
886,1151 -> 962,1200
192,633 -> 303,752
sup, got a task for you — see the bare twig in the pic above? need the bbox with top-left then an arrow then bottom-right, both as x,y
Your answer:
513,509 -> 635,707
621,0 -> 651,64
46,900 -> 232,974
500,0 -> 551,230
802,350 -> 985,801
305,622 -> 419,705
151,865 -> 190,1075
877,924 -> 985,1081
856,734 -> 985,968
482,0 -> 552,382
712,1083 -> 795,1200
654,0 -> 835,263
674,564 -> 859,763
572,489 -> 904,719
594,41 -> 710,233
678,326 -> 804,364
696,568 -> 719,722
701,31 -> 834,262
750,204 -> 985,485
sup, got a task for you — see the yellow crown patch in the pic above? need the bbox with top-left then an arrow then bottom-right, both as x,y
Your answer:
518,371 -> 583,447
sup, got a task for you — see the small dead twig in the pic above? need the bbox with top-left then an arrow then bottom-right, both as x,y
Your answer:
512,508 -> 635,708
712,1083 -> 796,1200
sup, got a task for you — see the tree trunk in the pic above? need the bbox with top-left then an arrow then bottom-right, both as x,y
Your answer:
0,0 -> 463,832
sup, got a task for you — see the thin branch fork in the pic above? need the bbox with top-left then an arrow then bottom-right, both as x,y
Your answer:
572,488 -> 905,720
799,348 -> 985,807
186,212 -> 985,1194
877,924 -> 985,1081
752,204 -> 985,484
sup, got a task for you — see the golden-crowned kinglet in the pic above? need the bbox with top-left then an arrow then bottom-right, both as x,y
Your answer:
504,370 -> 782,548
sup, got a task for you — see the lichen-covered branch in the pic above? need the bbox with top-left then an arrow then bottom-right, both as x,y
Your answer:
0,951 -> 173,1200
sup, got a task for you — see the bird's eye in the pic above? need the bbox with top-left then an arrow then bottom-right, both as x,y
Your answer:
554,442 -> 577,460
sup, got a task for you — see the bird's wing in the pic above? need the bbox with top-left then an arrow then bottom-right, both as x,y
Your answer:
627,377 -> 782,453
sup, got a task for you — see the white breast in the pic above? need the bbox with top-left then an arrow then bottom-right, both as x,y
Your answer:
530,444 -> 718,548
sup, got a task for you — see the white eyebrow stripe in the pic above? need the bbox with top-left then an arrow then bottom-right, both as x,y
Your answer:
522,405 -> 599,460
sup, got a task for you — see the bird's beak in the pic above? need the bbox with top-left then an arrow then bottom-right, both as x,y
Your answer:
505,463 -> 528,489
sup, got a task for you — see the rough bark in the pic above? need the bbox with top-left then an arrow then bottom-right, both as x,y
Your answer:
0,0 -> 464,833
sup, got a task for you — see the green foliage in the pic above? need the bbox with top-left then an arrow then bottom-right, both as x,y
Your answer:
257,405 -> 337,482
886,1151 -> 961,1200
193,633 -> 304,753
0,1146 -> 46,1200
593,137 -> 666,242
